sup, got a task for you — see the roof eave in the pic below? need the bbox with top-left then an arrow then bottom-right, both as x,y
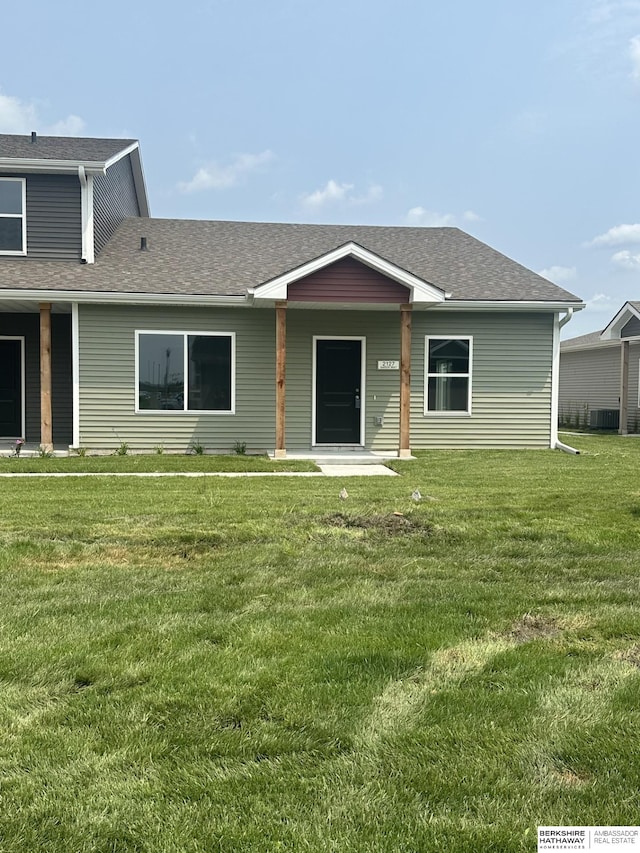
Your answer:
432,300 -> 585,311
0,289 -> 249,307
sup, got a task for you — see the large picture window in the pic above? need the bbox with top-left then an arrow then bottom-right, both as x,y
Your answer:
136,331 -> 234,413
0,178 -> 26,255
425,336 -> 472,414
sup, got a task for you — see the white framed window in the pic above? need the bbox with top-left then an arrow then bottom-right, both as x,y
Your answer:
425,336 -> 473,415
0,178 -> 27,255
135,331 -> 235,414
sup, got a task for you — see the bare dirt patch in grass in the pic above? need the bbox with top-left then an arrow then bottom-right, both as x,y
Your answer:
506,613 -> 561,644
614,645 -> 640,668
324,512 -> 433,537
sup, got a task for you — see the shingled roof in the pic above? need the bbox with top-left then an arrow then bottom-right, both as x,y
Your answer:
0,134 -> 138,164
0,218 -> 584,304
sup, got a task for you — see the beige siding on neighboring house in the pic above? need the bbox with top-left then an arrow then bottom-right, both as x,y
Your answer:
559,345 -> 620,428
78,304 -> 275,451
411,311 -> 553,448
627,342 -> 640,432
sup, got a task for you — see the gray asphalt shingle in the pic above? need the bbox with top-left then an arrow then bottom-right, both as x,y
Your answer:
0,134 -> 137,163
0,218 -> 583,303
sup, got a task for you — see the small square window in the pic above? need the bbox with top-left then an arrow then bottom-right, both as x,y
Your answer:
0,178 -> 26,254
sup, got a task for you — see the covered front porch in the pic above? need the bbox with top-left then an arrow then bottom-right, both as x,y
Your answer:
0,301 -> 73,449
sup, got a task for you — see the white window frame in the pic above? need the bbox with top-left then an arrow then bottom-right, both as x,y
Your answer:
0,177 -> 27,256
135,330 -> 236,415
424,335 -> 473,416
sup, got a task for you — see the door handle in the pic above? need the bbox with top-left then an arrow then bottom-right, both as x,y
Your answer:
355,389 -> 361,410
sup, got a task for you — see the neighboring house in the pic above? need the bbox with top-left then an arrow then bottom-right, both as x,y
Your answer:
0,133 -> 584,456
559,302 -> 640,434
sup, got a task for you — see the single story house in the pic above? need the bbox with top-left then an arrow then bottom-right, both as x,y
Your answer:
559,301 -> 640,434
0,133 -> 584,456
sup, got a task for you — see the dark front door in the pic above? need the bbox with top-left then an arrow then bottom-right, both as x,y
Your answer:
315,338 -> 362,444
0,339 -> 23,437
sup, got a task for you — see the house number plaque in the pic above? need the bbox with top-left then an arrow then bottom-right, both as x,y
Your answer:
377,360 -> 399,370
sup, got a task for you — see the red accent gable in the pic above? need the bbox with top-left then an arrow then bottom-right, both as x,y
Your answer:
287,257 -> 411,303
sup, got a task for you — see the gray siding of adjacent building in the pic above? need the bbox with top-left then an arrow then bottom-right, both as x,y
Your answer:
0,172 -> 82,260
626,342 -> 640,432
0,314 -> 72,444
77,304 -> 555,451
621,316 -> 640,338
559,342 -> 640,431
93,154 -> 141,255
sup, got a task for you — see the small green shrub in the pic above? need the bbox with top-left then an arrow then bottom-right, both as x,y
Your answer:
233,441 -> 247,455
188,441 -> 204,456
114,442 -> 129,456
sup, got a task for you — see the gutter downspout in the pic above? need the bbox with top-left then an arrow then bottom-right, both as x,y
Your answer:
78,166 -> 95,264
552,308 -> 580,454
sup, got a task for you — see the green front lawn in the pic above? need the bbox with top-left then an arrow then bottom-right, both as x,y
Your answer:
0,433 -> 638,852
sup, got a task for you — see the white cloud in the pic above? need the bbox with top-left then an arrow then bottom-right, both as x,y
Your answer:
0,89 -> 85,136
351,184 -> 383,205
301,179 -> 383,209
406,207 -> 456,227
630,34 -> 640,77
302,179 -> 353,208
538,265 -> 578,283
585,291 -> 617,311
47,115 -> 85,136
587,223 -> 640,246
611,249 -> 640,268
178,150 -> 274,193
462,210 -> 482,222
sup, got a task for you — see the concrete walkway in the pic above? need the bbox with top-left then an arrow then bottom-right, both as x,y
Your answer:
0,464 -> 397,478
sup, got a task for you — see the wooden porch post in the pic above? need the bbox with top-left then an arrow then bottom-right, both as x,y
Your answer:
399,303 -> 412,458
39,302 -> 53,451
275,301 -> 287,458
619,339 -> 629,435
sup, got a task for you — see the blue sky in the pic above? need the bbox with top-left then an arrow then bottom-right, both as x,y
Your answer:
1,0 -> 639,338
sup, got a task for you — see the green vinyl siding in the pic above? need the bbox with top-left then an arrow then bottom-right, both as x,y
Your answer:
78,305 -> 554,452
284,309 -> 402,450
78,304 -> 275,451
411,312 -> 553,448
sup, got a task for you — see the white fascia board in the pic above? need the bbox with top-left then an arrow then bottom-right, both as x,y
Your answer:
0,289 -> 248,307
0,144 -> 139,177
250,242 -> 446,303
103,142 -> 140,169
600,302 -> 640,340
0,158 -> 107,175
430,300 -> 585,312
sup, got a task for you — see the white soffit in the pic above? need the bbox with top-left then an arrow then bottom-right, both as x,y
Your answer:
250,242 -> 447,303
